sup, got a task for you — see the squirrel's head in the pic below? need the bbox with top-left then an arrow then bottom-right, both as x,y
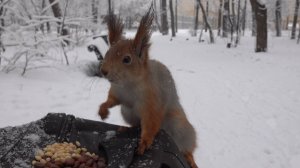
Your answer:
101,5 -> 154,84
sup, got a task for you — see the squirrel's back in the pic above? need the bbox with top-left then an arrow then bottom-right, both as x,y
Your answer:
148,60 -> 180,110
149,60 -> 196,152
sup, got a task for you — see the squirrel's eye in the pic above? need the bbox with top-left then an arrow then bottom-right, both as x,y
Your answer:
122,56 -> 131,64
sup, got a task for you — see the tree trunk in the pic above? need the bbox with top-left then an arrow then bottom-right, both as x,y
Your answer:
222,0 -> 229,37
251,2 -> 257,36
48,0 -> 69,40
297,26 -> 300,43
229,0 -> 236,43
193,1 -> 199,37
249,0 -> 268,52
40,0 -> 46,33
297,27 -> 300,44
217,0 -> 223,36
275,0 -> 282,37
235,0 -> 241,45
205,0 -> 209,32
108,0 -> 112,14
291,0 -> 300,39
242,0 -> 247,35
169,0 -> 175,37
60,0 -> 70,64
153,0 -> 162,33
231,0 -> 236,32
286,16 -> 290,30
47,22 -> 51,33
48,0 -> 62,25
175,0 -> 178,32
197,0 -> 214,43
0,0 -> 4,66
161,0 -> 169,35
92,0 -> 98,24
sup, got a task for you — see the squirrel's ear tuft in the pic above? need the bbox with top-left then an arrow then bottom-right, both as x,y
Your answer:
133,3 -> 154,59
107,14 -> 124,46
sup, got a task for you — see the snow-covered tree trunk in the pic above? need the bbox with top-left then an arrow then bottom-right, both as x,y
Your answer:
60,0 -> 70,64
193,0 -> 199,37
169,0 -> 175,37
204,0 -> 209,32
46,22 -> 51,33
231,0 -> 236,33
153,0 -> 162,33
249,0 -> 268,52
175,0 -> 178,32
92,0 -> 98,24
298,27 -> 300,43
0,0 -> 5,66
235,0 -> 242,45
161,0 -> 169,35
275,0 -> 282,37
217,0 -> 223,36
291,0 -> 300,39
197,0 -> 214,43
229,0 -> 236,43
242,0 -> 247,35
108,0 -> 113,14
251,2 -> 257,36
48,0 -> 69,43
48,0 -> 62,31
222,0 -> 229,37
40,0 -> 46,34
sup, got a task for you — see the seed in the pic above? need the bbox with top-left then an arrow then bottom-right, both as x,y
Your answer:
74,160 -> 80,167
85,152 -> 92,156
92,155 -> 99,160
79,163 -> 86,168
54,160 -> 63,166
34,161 -> 45,168
65,158 -> 75,166
86,159 -> 93,166
36,150 -> 44,156
92,162 -> 98,168
72,153 -> 81,159
33,142 -> 105,168
78,156 -> 87,163
40,159 -> 46,164
45,152 -> 53,157
75,148 -> 81,154
35,155 -> 42,161
50,164 -> 60,168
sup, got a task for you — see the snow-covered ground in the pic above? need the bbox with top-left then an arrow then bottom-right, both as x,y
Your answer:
1,30 -> 300,168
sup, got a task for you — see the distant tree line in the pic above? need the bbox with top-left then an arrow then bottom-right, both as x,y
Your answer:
0,0 -> 299,74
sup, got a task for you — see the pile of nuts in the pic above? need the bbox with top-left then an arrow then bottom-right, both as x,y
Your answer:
32,141 -> 106,168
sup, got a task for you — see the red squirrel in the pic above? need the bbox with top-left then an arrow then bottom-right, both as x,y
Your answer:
98,6 -> 198,168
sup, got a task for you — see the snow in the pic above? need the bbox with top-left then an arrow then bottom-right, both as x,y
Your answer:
105,130 -> 117,141
0,120 -> 56,168
1,30 -> 300,168
23,134 -> 40,142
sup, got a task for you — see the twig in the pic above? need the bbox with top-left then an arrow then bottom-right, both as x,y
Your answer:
21,51 -> 29,76
60,0 -> 70,65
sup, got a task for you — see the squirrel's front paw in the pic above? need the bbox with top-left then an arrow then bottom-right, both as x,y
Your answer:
98,103 -> 109,120
137,137 -> 153,155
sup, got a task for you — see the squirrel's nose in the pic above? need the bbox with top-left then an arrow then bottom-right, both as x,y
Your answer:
101,68 -> 108,76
